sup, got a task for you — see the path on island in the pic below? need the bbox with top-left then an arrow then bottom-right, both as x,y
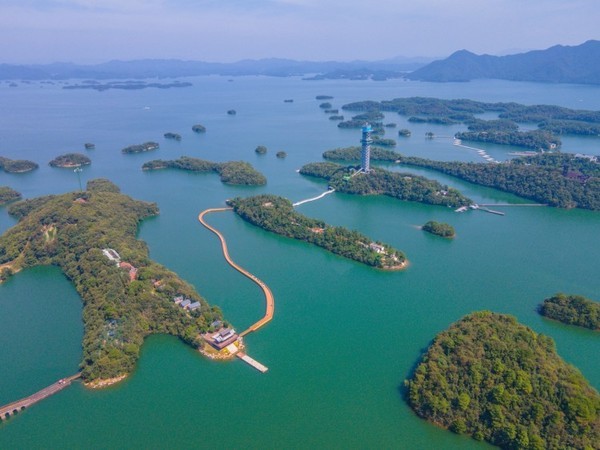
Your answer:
0,373 -> 81,420
293,188 -> 336,207
198,208 -> 274,337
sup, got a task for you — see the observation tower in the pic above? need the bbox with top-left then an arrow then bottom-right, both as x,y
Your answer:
360,123 -> 373,173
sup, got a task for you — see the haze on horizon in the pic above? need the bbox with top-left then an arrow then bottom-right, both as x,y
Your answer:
1,0 -> 598,65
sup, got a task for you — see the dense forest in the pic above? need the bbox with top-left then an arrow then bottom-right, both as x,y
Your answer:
0,186 -> 22,206
0,156 -> 39,173
321,146 -> 600,210
422,221 -> 455,238
0,179 -> 224,382
539,293 -> 600,330
142,156 -> 267,185
300,161 -> 471,208
228,194 -> 406,269
455,130 -> 560,151
405,311 -> 600,449
49,153 -> 91,168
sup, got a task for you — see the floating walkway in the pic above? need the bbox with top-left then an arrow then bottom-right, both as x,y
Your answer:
0,373 -> 80,421
453,140 -> 499,163
237,352 -> 268,373
198,208 -> 274,337
293,189 -> 336,207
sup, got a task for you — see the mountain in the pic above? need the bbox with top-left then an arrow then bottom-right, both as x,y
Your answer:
0,57 -> 432,81
406,40 -> 600,84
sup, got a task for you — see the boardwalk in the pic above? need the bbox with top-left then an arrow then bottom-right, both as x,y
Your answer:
237,352 -> 269,373
198,208 -> 274,337
0,373 -> 80,420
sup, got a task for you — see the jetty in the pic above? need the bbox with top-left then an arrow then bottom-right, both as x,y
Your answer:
237,352 -> 268,373
0,373 -> 80,421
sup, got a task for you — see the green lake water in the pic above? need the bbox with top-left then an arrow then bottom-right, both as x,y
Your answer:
0,76 -> 598,449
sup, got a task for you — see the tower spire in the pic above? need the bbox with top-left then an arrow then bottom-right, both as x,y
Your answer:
360,123 -> 372,173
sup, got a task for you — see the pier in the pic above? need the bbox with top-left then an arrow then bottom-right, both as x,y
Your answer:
237,352 -> 268,373
0,373 -> 80,421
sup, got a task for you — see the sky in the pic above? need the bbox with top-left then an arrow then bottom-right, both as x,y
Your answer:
1,0 -> 599,64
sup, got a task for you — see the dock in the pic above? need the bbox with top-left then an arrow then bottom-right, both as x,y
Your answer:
237,352 -> 269,373
0,373 -> 80,421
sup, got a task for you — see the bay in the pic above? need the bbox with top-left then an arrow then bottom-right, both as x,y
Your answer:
0,76 -> 598,449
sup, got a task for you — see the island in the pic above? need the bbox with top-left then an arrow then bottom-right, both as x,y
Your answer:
339,96 -> 600,150
164,132 -> 182,141
319,102 -> 332,109
422,221 -> 455,238
228,195 -> 406,270
121,142 -> 159,154
0,186 -> 21,206
405,311 -> 600,449
321,146 -> 600,210
299,162 -> 471,208
255,145 -> 268,155
398,129 -> 412,137
192,124 -> 206,133
227,109 -> 237,115
539,293 -> 599,330
315,95 -> 333,100
329,115 -> 344,121
142,156 -> 266,185
0,156 -> 39,173
62,81 -> 193,91
284,99 -> 293,103
84,143 -> 95,150
276,151 -> 287,159
49,153 -> 91,168
0,179 -> 225,386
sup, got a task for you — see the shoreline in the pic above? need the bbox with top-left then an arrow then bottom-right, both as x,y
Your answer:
84,374 -> 128,389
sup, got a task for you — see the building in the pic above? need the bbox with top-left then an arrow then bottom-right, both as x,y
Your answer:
180,299 -> 191,309
203,327 -> 239,350
188,301 -> 201,311
369,243 -> 385,254
119,262 -> 138,281
102,248 -> 121,265
360,123 -> 373,173
173,295 -> 184,305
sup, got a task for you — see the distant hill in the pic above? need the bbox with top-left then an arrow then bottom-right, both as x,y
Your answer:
0,57 -> 432,81
407,40 -> 600,85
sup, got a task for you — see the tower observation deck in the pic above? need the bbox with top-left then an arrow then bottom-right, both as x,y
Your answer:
360,123 -> 373,173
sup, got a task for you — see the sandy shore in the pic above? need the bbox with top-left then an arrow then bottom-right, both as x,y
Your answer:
84,374 -> 128,389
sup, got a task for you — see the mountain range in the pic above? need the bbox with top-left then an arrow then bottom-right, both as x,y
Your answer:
407,40 -> 600,84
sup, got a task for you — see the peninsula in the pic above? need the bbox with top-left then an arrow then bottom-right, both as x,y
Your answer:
539,293 -> 600,330
0,156 -> 39,173
49,153 -> 91,168
228,194 -> 406,269
0,179 -> 225,385
322,147 -> 600,210
142,156 -> 266,185
299,162 -> 471,208
405,311 -> 600,449
0,186 -> 22,206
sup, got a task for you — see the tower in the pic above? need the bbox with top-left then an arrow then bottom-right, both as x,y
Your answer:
360,123 -> 373,173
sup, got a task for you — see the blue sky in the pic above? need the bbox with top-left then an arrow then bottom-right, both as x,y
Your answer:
1,0 -> 598,63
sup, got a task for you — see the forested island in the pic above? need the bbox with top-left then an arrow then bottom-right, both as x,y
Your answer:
276,151 -> 287,159
49,153 -> 91,168
192,124 -> 206,133
405,311 -> 600,449
228,195 -> 406,269
0,186 -> 22,206
164,132 -> 182,141
322,147 -> 600,210
122,142 -> 159,154
422,221 -> 455,238
0,180 -> 225,385
0,156 -> 39,173
539,293 -> 599,330
299,162 -> 471,208
142,156 -> 266,185
255,145 -> 268,155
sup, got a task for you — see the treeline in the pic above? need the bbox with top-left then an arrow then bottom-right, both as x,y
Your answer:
539,293 -> 599,330
142,156 -> 266,185
0,179 -> 224,382
405,311 -> 600,449
299,162 -> 471,208
455,130 -> 560,151
0,186 -> 22,206
0,156 -> 38,173
228,194 -> 406,269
